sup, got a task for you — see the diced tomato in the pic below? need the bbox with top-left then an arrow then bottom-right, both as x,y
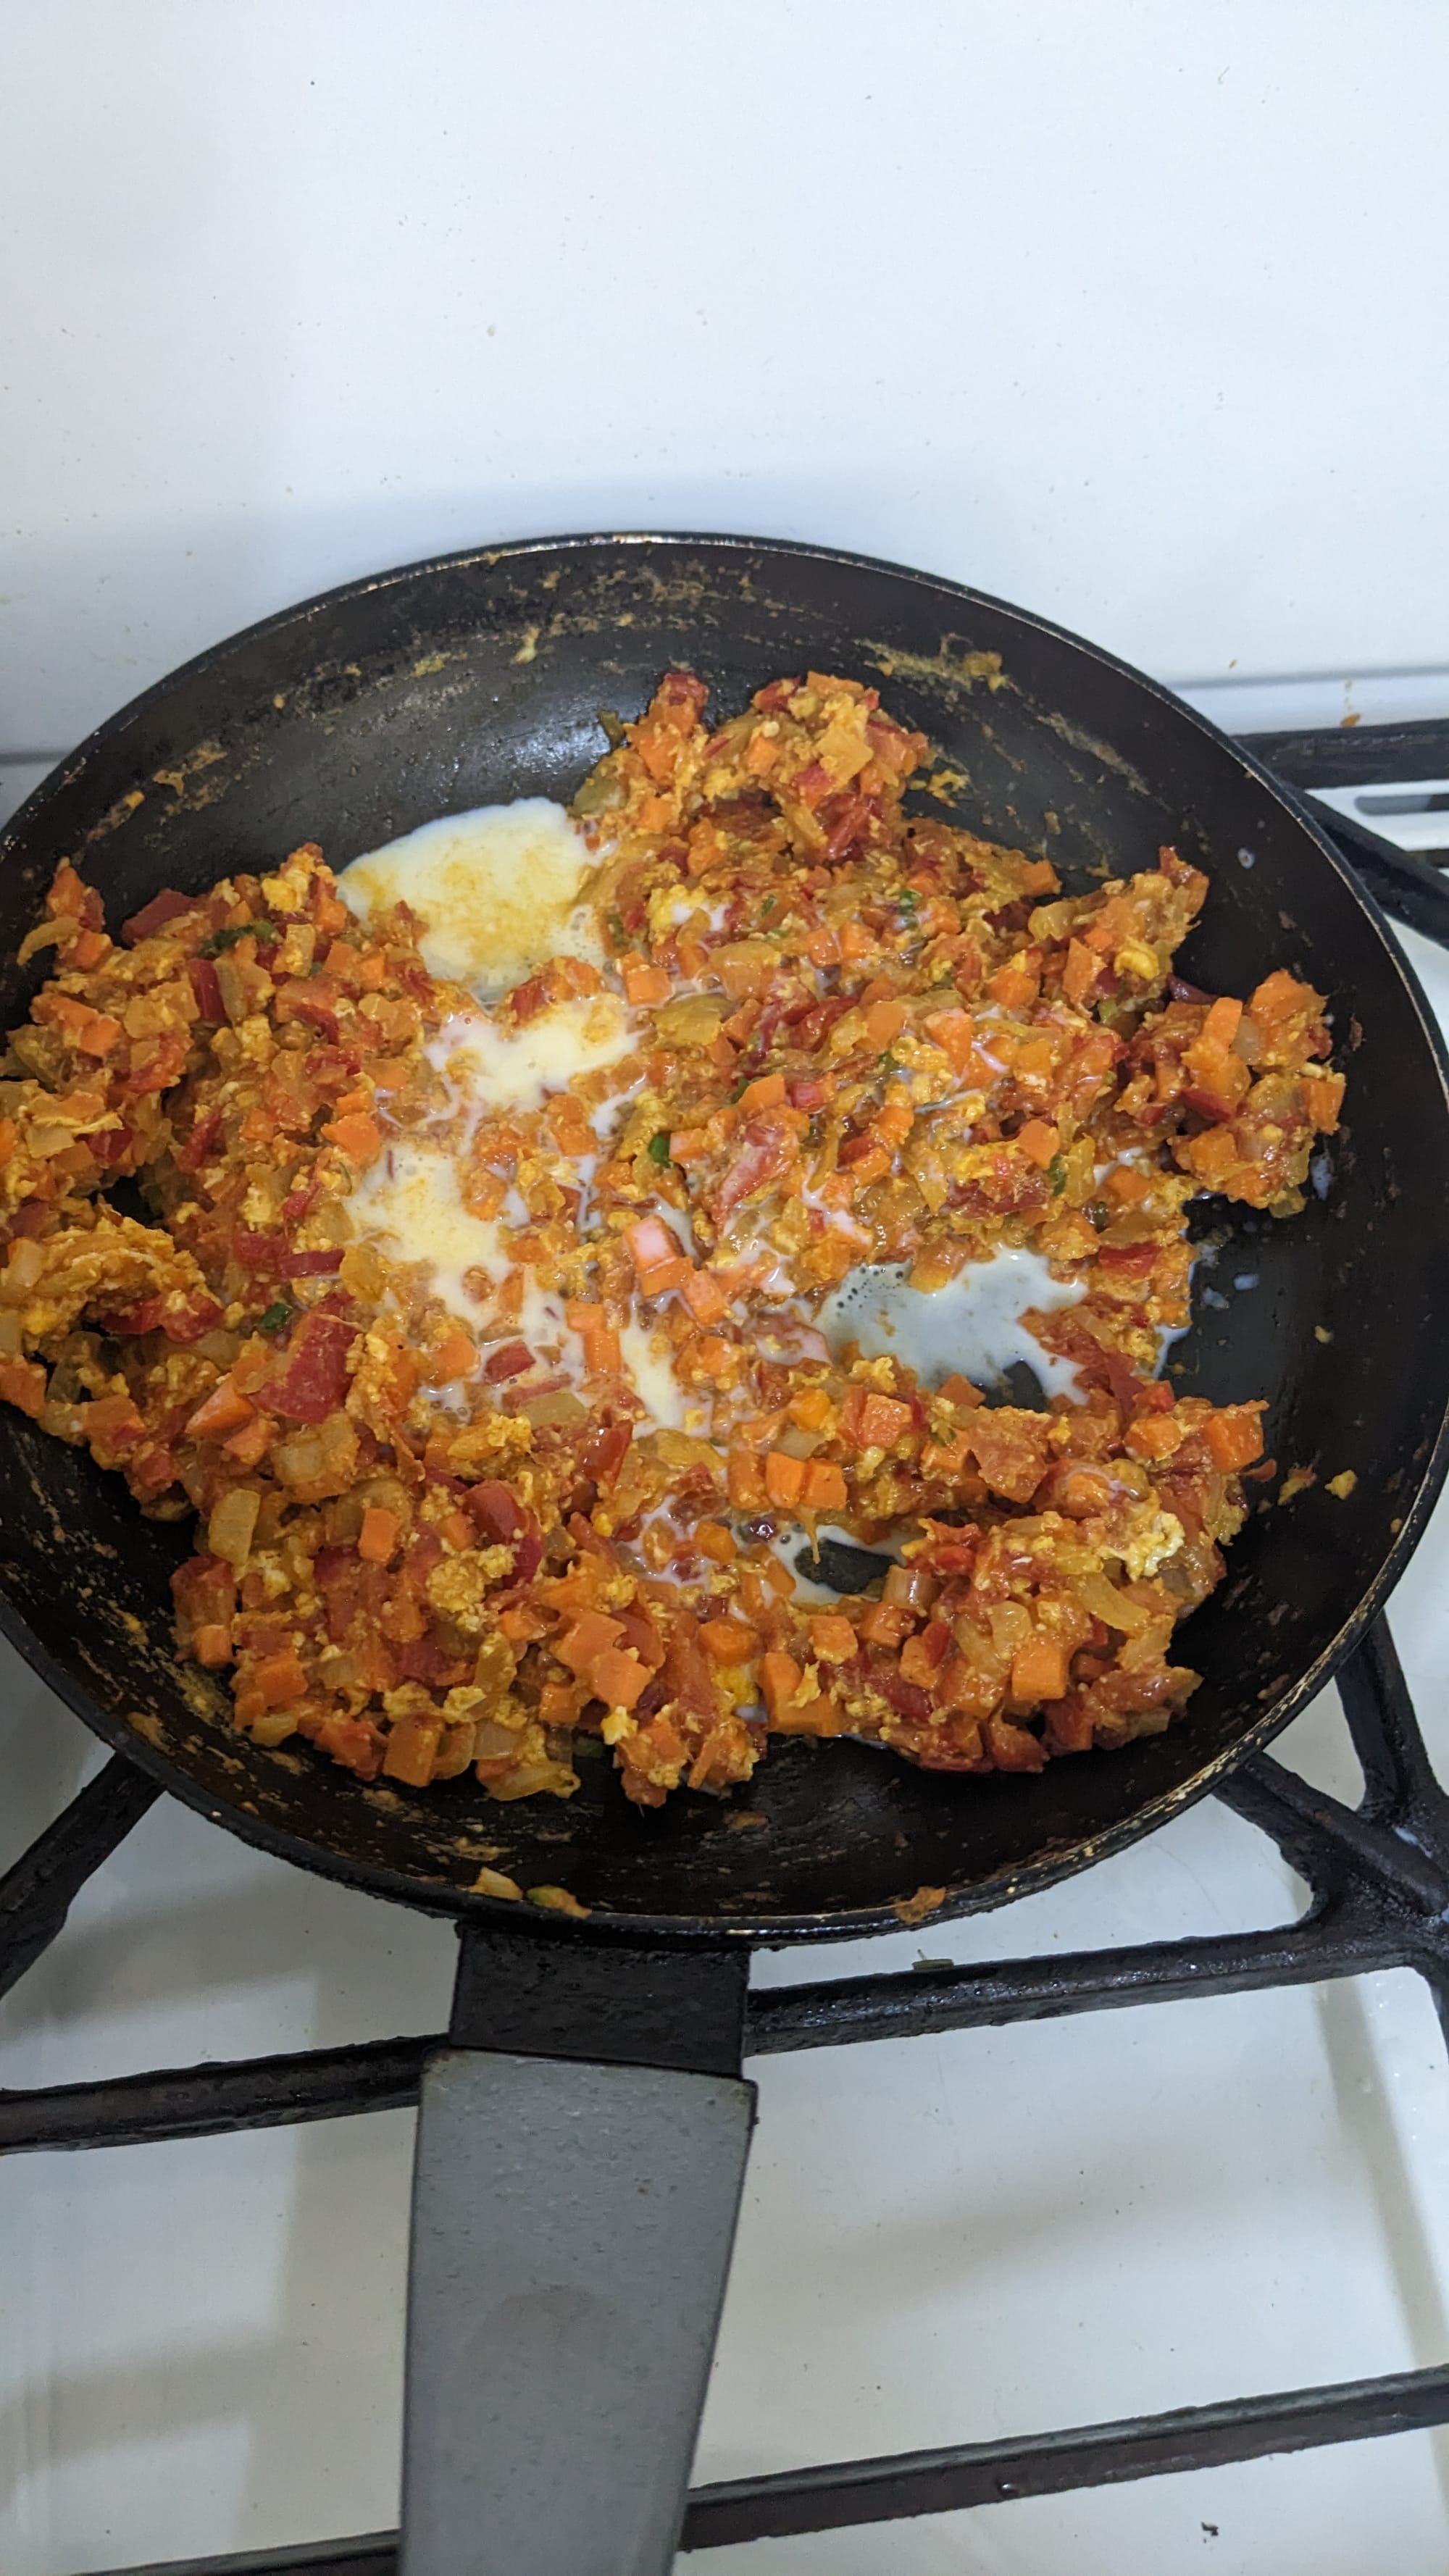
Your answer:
122,887 -> 200,945
187,955 -> 225,1021
464,1481 -> 525,1542
484,1342 -> 534,1382
268,1310 -> 356,1423
281,1248 -> 346,1278
876,1669 -> 932,1724
178,1108 -> 223,1172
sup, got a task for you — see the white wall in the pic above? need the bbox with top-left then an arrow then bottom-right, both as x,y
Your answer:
4,0 -> 1448,760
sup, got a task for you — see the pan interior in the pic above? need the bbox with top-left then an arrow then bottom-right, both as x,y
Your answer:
1,534 -> 1446,1941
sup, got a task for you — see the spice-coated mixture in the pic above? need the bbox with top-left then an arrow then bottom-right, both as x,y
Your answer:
0,672 -> 1345,1811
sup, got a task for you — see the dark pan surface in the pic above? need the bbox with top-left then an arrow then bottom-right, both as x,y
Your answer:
1,534 -> 1447,1943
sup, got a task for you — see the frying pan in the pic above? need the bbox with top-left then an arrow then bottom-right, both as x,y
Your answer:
3,535 -> 1448,2572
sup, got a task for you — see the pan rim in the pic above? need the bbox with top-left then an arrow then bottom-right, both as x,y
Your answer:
3,527 -> 1447,1948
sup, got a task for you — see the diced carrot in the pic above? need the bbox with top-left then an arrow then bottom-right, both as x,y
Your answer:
192,1623 -> 233,1667
738,1072 -> 786,1112
78,1013 -> 122,1057
921,1433 -> 970,1478
0,1117 -> 14,1169
322,1111 -> 383,1164
71,928 -> 109,969
804,924 -> 840,967
668,1125 -> 711,1164
700,1618 -> 761,1665
788,1385 -> 833,1431
1186,1126 -> 1239,1181
1062,940 -> 1100,1006
1016,1118 -> 1059,1169
358,1505 -> 400,1564
1203,1405 -> 1265,1471
801,1457 -> 848,1509
858,1600 -> 915,1647
760,1650 -> 803,1720
922,1008 -> 974,1074
624,963 -> 672,1006
900,1628 -> 949,1688
48,994 -> 96,1039
872,1099 -> 913,1148
744,729 -> 779,776
426,1329 -> 477,1384
809,1614 -> 858,1663
467,1171 -> 508,1220
539,1680 -> 587,1728
937,1372 -> 984,1409
589,1645 -> 650,1708
1302,1073 -> 1344,1132
695,1520 -> 736,1563
771,1678 -> 841,1736
1250,969 -> 1310,1023
690,1333 -> 736,1384
728,1450 -> 765,1510
499,1602 -> 548,1644
252,1649 -> 307,1708
1010,1636 -> 1070,1702
1202,995 -> 1243,1049
557,1610 -> 627,1672
582,1320 -> 622,1373
864,998 -> 906,1049
845,1145 -> 890,1189
224,1415 -> 272,1466
1124,1414 -> 1185,1461
839,921 -> 874,965
680,1266 -> 729,1323
625,1214 -> 678,1275
183,1377 -> 255,1440
638,1255 -> 691,1298
990,963 -> 1039,1010
1019,858 -> 1058,895
763,1449 -> 806,1507
1105,1163 -> 1151,1205
0,1360 -> 49,1419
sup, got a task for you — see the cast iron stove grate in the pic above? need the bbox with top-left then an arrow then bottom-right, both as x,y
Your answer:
3,722 -> 1448,2576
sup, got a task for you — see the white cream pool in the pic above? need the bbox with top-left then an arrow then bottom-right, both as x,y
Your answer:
338,798 -> 601,995
819,1245 -> 1087,1400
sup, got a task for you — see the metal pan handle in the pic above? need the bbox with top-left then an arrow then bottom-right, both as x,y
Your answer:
401,1933 -> 756,2576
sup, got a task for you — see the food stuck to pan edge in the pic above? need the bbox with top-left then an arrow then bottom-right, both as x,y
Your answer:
0,672 -> 1345,1811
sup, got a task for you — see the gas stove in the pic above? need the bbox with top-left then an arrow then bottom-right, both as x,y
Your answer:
3,712 -> 1449,2576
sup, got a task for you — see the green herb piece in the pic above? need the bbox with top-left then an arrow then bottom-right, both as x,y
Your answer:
877,1050 -> 896,1071
898,890 -> 918,920
759,895 -> 777,920
606,911 -> 627,950
256,1300 -> 292,1333
730,1078 -> 751,1102
1087,1200 -> 1109,1232
203,922 -> 256,955
648,1131 -> 672,1166
1048,1152 -> 1067,1195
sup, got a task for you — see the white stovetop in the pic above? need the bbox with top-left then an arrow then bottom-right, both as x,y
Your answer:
0,917 -> 1445,2576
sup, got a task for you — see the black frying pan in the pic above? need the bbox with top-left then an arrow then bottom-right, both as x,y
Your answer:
4,536 -> 1448,2572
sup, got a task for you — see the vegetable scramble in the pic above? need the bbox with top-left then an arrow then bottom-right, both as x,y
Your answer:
0,672 -> 1345,1808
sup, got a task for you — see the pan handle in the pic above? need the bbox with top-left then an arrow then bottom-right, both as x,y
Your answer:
401,2045 -> 756,2576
